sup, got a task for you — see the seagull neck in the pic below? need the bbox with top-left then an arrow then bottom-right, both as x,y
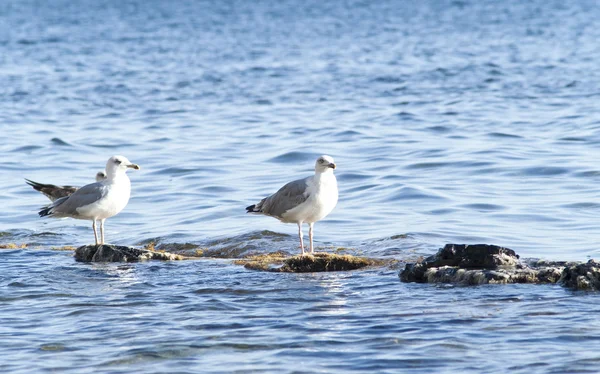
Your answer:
104,171 -> 129,183
313,170 -> 334,182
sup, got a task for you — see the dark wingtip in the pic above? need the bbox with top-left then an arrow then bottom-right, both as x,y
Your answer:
246,204 -> 256,213
25,178 -> 39,188
39,206 -> 52,217
25,179 -> 48,193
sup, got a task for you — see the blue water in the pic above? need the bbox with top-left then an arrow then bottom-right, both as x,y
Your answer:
2,0 -> 600,372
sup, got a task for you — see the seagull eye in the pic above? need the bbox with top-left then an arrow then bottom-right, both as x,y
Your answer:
318,159 -> 324,164
114,159 -> 122,165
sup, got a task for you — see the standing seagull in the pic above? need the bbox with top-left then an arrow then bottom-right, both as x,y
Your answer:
25,171 -> 107,202
246,155 -> 338,255
38,156 -> 140,245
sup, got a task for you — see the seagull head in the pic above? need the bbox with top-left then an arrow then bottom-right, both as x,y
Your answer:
95,171 -> 107,182
105,155 -> 140,178
315,155 -> 336,173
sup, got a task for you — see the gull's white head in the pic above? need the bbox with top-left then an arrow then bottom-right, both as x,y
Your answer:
95,171 -> 107,182
105,155 -> 140,178
315,155 -> 336,173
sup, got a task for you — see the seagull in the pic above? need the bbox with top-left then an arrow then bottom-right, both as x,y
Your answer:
38,156 -> 140,245
26,171 -> 107,201
246,155 -> 338,255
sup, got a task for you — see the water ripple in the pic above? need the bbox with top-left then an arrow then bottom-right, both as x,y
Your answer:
2,0 -> 600,372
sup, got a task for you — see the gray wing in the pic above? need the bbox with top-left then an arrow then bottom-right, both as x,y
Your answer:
50,182 -> 108,217
258,176 -> 310,218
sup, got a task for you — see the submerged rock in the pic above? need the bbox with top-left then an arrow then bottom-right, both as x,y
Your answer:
400,244 -> 564,285
144,242 -> 204,257
0,243 -> 27,249
75,244 -> 183,262
236,252 -> 385,273
559,260 -> 600,291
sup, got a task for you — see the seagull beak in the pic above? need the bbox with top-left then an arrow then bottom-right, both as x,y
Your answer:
328,163 -> 336,169
127,163 -> 141,170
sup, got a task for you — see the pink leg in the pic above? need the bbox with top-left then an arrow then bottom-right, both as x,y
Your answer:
309,223 -> 314,254
297,222 -> 305,255
100,219 -> 106,245
92,220 -> 99,245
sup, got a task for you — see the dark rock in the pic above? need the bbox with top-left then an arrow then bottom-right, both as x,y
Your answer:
400,244 -> 564,285
75,244 -> 183,262
536,267 -> 566,284
559,260 -> 600,290
428,244 -> 519,268
280,253 -> 382,273
235,252 -> 386,272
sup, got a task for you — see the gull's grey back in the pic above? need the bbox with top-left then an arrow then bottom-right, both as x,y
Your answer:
50,182 -> 109,218
259,176 -> 311,218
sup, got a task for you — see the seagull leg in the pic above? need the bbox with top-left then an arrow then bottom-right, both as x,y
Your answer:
92,220 -> 99,246
309,223 -> 314,254
297,222 -> 305,255
100,219 -> 106,245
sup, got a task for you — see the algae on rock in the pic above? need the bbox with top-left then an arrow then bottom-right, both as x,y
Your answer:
236,252 -> 384,273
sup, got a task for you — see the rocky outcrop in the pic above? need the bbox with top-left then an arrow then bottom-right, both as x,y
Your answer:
559,260 -> 600,291
72,242 -> 600,290
400,244 -> 565,286
75,244 -> 183,262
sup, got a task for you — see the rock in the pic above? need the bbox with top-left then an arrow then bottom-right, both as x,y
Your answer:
144,242 -> 204,257
75,244 -> 183,262
429,243 -> 520,268
280,253 -> 383,273
0,243 -> 27,249
400,244 -> 564,285
559,260 -> 600,291
235,252 -> 385,272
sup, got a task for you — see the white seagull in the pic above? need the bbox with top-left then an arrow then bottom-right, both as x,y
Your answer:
26,171 -> 107,201
246,155 -> 338,255
38,156 -> 140,245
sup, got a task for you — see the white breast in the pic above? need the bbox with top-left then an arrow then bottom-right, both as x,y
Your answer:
76,177 -> 131,220
283,173 -> 338,224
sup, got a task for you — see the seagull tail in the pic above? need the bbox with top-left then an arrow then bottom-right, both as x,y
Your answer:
39,206 -> 53,217
38,196 -> 68,218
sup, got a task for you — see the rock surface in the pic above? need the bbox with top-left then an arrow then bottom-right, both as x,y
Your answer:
236,252 -> 385,272
280,253 -> 383,273
559,260 -> 600,291
400,244 -> 565,286
75,244 -> 183,262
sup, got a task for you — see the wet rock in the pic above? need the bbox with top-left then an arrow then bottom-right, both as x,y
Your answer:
144,242 -> 204,257
75,244 -> 183,262
236,252 -> 385,272
400,244 -> 563,285
559,260 -> 600,291
0,243 -> 27,249
281,253 -> 384,273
